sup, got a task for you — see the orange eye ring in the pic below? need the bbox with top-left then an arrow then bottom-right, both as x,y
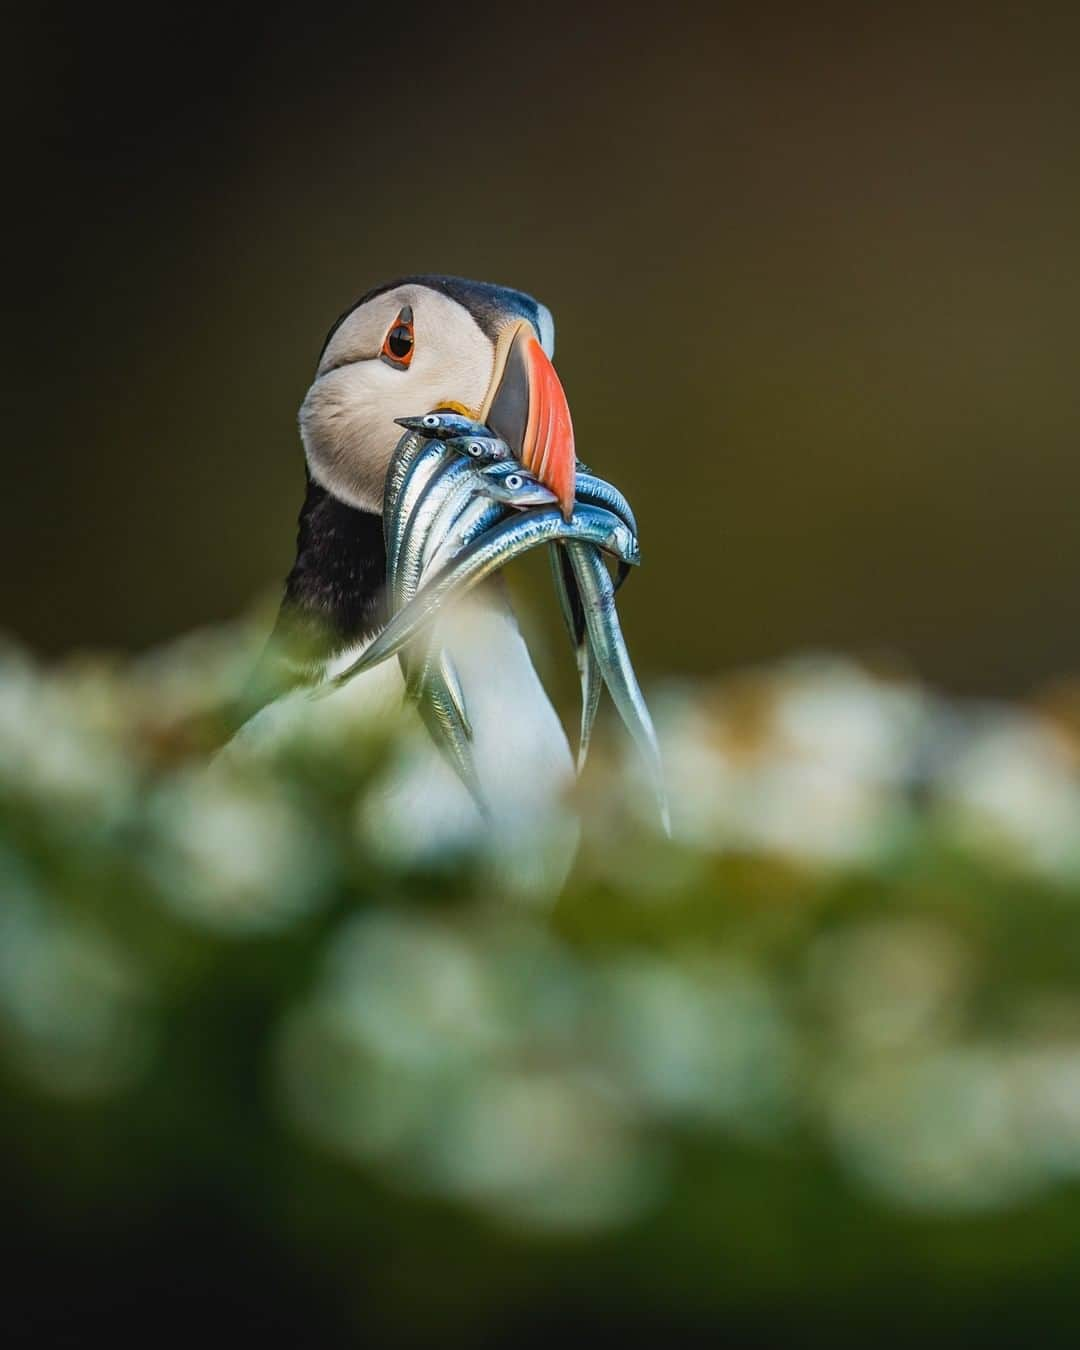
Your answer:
380,306 -> 414,368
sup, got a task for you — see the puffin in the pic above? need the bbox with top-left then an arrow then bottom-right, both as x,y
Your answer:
223,276 -> 581,897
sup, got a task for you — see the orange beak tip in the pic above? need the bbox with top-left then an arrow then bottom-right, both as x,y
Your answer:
520,335 -> 576,521
486,325 -> 578,519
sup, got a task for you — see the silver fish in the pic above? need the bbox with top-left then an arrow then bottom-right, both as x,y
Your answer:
378,439 -> 651,818
417,460 -> 525,579
549,543 -> 603,773
574,471 -> 637,593
397,457 -> 478,738
419,495 -> 506,593
554,469 -> 640,765
410,647 -> 481,808
385,438 -> 451,581
408,462 -> 553,707
413,461 -> 632,584
415,674 -> 488,814
382,429 -> 429,552
415,463 -> 559,642
574,471 -> 638,537
332,504 -> 639,686
564,540 -> 670,835
480,470 -> 558,509
444,434 -> 513,464
394,454 -> 499,729
383,437 -> 480,801
394,411 -> 488,440
392,454 -> 476,608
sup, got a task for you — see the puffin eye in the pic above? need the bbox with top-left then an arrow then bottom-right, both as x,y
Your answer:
380,307 -> 414,369
505,474 -> 523,490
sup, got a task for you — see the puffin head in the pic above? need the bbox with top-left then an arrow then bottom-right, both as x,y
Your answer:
299,275 -> 576,519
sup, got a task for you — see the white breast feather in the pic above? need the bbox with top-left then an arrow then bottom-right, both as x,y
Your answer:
224,594 -> 578,900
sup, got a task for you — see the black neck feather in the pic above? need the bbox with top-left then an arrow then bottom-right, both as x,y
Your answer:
221,475 -> 386,735
273,473 -> 387,661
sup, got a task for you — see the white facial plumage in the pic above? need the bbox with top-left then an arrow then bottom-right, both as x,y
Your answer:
299,285 -> 499,513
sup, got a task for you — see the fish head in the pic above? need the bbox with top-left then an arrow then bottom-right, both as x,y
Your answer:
482,470 -> 559,509
446,435 -> 513,463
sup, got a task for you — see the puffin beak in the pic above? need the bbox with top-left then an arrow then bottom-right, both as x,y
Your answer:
484,323 -> 576,519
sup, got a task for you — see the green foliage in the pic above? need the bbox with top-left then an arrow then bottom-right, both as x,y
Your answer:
4,629 -> 1080,1341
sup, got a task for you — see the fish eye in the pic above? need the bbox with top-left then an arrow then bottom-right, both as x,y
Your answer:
468,442 -> 483,456
506,474 -> 523,490
422,414 -> 440,428
380,307 -> 415,369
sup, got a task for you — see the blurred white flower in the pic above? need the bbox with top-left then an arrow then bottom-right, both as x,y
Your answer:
275,909 -> 660,1231
772,660 -> 932,786
824,1049 -> 1044,1213
420,1065 -> 659,1232
654,660 -> 931,866
0,651 -> 135,826
0,871 -> 151,1099
597,956 -> 794,1135
937,710 -> 1080,883
807,918 -> 972,1053
324,911 -> 508,1069
1007,1044 -> 1080,1179
144,768 -> 331,934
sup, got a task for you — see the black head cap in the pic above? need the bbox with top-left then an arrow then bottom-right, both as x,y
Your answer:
317,274 -> 551,365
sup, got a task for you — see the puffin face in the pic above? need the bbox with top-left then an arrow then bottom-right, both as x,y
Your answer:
299,276 -> 575,517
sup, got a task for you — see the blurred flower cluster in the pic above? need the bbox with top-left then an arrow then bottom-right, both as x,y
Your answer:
4,631 -> 1080,1320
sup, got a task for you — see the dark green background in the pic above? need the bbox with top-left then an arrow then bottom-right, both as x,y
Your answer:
6,3 -> 1079,693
